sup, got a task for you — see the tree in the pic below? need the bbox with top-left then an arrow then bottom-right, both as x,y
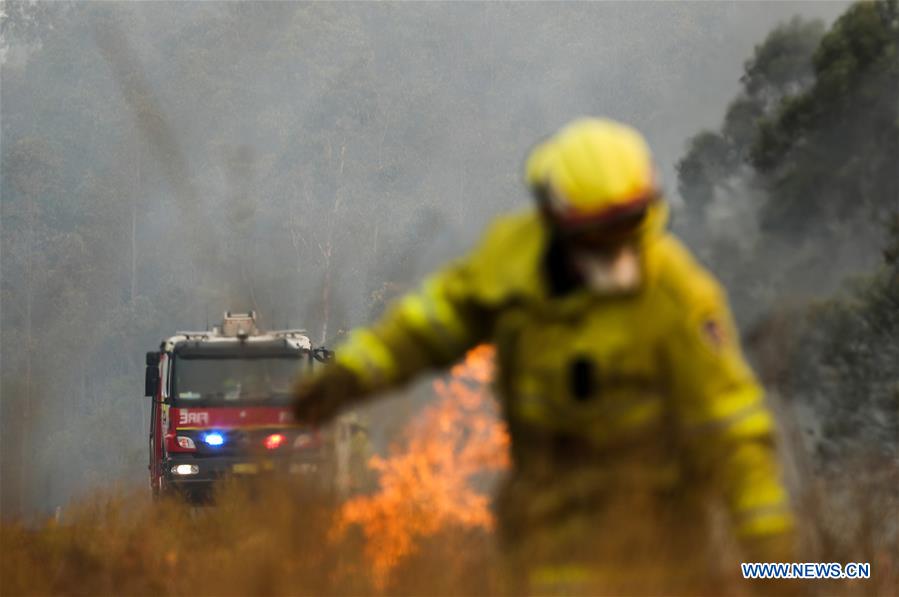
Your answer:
752,0 -> 899,237
676,2 -> 899,473
789,222 -> 899,469
677,17 -> 825,216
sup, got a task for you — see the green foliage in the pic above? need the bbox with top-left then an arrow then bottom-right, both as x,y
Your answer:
676,131 -> 736,214
751,5 -> 898,468
679,2 -> 897,242
677,17 -> 825,214
752,0 -> 899,234
676,2 -> 899,469
791,247 -> 899,467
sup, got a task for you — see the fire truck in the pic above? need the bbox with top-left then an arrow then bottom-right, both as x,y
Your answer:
143,312 -> 332,499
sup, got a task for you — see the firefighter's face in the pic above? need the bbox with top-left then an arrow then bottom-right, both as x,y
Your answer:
550,208 -> 647,294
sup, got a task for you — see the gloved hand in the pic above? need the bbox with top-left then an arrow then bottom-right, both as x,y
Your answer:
291,364 -> 364,426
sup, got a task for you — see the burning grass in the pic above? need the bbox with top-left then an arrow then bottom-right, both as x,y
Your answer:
2,346 -> 896,596
331,344 -> 508,589
0,346 -> 507,597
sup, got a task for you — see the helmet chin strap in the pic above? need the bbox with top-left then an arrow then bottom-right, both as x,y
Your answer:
571,245 -> 642,295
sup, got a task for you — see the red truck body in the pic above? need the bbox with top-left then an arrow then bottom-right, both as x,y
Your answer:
144,312 -> 329,499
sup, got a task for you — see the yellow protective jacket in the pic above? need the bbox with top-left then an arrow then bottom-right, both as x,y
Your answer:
334,208 -> 793,544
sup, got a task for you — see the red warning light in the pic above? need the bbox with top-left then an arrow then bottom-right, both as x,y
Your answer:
264,433 -> 285,450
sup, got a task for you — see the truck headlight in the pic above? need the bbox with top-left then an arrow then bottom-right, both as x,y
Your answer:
172,464 -> 199,476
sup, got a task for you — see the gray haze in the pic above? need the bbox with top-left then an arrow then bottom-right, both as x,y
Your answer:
1,1 -> 850,516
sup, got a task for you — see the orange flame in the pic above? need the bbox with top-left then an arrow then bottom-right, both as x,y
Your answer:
331,345 -> 509,588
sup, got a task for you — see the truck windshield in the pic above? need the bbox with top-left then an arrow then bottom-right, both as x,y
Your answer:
172,357 -> 302,407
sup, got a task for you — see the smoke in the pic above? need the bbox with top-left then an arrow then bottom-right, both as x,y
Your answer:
2,1 -> 853,515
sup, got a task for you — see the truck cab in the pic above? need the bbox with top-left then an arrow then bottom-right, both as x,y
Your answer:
144,312 -> 331,499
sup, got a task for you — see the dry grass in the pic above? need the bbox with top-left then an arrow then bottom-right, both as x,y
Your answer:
1,472 -> 896,597
1,476 -> 496,597
2,347 -> 894,596
1,479 -> 355,596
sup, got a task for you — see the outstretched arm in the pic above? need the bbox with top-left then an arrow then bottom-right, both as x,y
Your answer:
293,259 -> 493,425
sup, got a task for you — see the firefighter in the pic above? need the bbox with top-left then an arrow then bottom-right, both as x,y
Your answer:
293,118 -> 795,593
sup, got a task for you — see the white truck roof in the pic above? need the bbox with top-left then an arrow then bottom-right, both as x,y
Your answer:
162,311 -> 313,353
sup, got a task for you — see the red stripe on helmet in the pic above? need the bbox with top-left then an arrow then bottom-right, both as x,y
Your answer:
549,194 -> 656,231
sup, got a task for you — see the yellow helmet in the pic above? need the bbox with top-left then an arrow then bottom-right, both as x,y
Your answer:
527,118 -> 666,242
524,139 -> 557,189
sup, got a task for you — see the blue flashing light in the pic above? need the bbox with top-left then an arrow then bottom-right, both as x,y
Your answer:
204,432 -> 225,447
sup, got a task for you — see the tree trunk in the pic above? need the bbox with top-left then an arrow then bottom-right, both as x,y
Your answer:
320,241 -> 332,345
20,186 -> 34,515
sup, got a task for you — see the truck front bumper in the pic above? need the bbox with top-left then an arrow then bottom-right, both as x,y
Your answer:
163,453 -> 324,494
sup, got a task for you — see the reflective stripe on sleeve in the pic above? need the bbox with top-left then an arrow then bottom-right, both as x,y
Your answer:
398,277 -> 469,358
685,385 -> 772,440
725,440 -> 794,538
335,329 -> 398,390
